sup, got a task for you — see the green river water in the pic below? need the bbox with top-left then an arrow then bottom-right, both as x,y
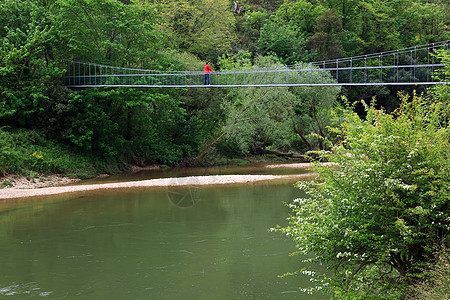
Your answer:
0,165 -> 328,299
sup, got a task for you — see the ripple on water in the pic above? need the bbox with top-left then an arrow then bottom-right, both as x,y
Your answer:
0,282 -> 53,297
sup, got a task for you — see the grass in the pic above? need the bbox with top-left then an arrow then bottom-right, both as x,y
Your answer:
0,127 -> 125,179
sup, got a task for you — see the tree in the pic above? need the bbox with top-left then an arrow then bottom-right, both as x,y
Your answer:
215,56 -> 341,157
62,88 -> 195,164
401,1 -> 450,45
427,49 -> 450,135
276,91 -> 450,298
53,0 -> 165,68
258,22 -> 310,65
156,0 -> 236,61
218,56 -> 296,155
289,72 -> 341,152
320,0 -> 357,29
257,0 -> 323,64
307,9 -> 345,61
271,0 -> 323,35
347,1 -> 401,54
0,0 -> 64,129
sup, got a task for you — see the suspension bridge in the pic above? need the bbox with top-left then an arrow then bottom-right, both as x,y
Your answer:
64,41 -> 449,88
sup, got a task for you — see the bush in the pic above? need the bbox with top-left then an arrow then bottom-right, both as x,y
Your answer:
0,133 -> 21,176
275,92 -> 449,299
0,127 -> 106,178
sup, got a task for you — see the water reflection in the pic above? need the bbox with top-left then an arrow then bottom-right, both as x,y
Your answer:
0,181 -> 328,299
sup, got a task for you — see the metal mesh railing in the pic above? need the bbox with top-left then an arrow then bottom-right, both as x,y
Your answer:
63,41 -> 449,88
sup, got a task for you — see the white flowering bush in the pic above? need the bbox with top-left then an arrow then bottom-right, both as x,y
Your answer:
275,90 -> 450,299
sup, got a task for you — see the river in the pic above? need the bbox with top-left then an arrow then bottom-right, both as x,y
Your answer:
0,164 -> 328,299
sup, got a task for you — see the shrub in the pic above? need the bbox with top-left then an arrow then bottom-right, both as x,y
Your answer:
0,127 -> 103,178
275,92 -> 449,299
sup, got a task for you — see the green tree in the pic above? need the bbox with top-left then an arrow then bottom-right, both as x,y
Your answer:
202,56 -> 294,156
320,0 -> 357,29
216,56 -> 341,156
53,0 -> 164,68
62,88 -> 194,164
347,1 -> 401,54
258,0 -> 323,64
290,72 -> 341,152
258,22 -> 310,65
402,1 -> 450,45
307,9 -> 345,60
232,0 -> 284,55
276,91 -> 450,298
271,0 -> 323,35
235,10 -> 269,56
0,0 -> 64,128
157,0 -> 236,61
236,0 -> 284,14
49,0 -> 194,164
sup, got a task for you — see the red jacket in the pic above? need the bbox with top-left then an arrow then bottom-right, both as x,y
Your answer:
204,63 -> 213,74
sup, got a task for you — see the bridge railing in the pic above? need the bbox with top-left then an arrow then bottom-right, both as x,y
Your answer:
310,41 -> 449,85
63,62 -> 336,87
63,40 -> 449,87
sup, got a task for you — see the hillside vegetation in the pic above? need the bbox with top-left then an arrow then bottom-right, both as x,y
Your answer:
1,1 -> 449,298
1,0 -> 448,176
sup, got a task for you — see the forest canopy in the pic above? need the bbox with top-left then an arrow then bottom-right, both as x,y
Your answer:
0,0 -> 449,173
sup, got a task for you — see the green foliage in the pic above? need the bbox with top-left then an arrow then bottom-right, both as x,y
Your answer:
217,50 -> 252,71
0,128 -> 21,175
276,91 -> 450,298
166,51 -> 203,72
258,22 -> 310,65
62,88 -> 195,165
0,0 -> 200,168
260,0 -> 449,61
429,50 -> 450,126
220,56 -> 294,155
271,0 -> 322,35
53,0 -> 164,67
157,0 -> 236,61
348,1 -> 401,54
257,0 -> 323,64
219,56 -> 341,155
0,127 -> 99,177
307,9 -> 345,60
0,0 -> 65,128
290,68 -> 341,151
401,1 -> 450,45
0,180 -> 13,189
407,248 -> 450,300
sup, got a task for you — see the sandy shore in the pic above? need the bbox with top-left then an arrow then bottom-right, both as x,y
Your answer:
0,163 -> 329,200
265,162 -> 334,169
0,174 -> 316,200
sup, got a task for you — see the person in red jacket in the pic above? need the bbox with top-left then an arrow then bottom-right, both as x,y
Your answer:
204,61 -> 214,85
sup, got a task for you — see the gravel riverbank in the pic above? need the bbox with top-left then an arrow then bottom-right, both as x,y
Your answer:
0,163 -> 329,200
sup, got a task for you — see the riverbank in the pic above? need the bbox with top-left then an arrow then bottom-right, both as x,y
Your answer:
0,174 -> 316,200
0,174 -> 81,189
0,163 -> 332,200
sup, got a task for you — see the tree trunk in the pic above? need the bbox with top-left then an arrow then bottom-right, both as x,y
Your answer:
197,131 -> 226,160
256,148 -> 308,160
293,124 -> 313,151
